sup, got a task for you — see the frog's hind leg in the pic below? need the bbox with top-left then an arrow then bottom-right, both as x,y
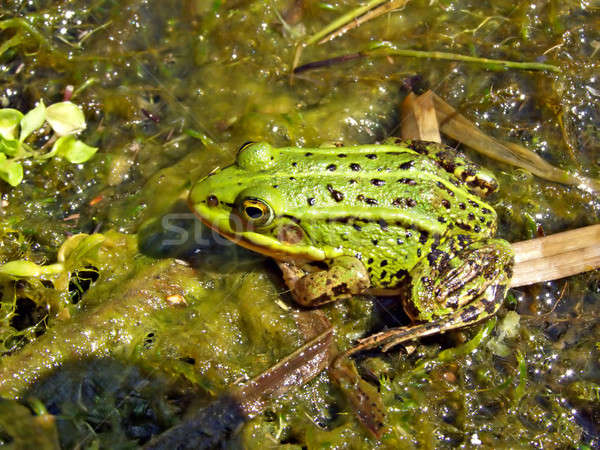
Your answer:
347,296 -> 500,355
346,238 -> 514,355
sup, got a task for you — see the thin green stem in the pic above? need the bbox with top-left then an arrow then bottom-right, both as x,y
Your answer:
72,78 -> 99,99
367,42 -> 561,73
0,31 -> 25,57
410,317 -> 497,377
12,141 -> 35,161
304,0 -> 391,46
513,350 -> 528,405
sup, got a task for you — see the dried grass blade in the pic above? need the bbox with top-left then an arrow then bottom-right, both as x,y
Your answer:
511,224 -> 600,287
317,0 -> 410,45
304,0 -> 402,46
513,224 -> 600,263
400,91 -> 441,142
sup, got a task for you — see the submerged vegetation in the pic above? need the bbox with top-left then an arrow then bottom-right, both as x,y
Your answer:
0,0 -> 599,448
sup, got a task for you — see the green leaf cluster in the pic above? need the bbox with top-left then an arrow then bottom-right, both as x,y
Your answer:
0,101 -> 98,186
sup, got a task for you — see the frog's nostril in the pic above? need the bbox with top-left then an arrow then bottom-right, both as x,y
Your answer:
207,195 -> 219,207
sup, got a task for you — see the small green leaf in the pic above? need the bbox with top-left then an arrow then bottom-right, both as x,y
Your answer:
0,153 -> 23,186
45,101 -> 86,136
513,350 -> 528,405
0,260 -> 64,278
52,135 -> 98,163
0,109 -> 24,140
0,137 -> 19,157
19,100 -> 46,141
0,260 -> 44,277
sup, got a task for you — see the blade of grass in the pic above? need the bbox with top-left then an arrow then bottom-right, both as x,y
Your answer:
425,91 -> 600,192
294,43 -> 561,76
400,91 -> 441,142
304,0 -> 402,46
317,0 -> 410,45
366,41 -> 561,73
512,224 -> 600,264
293,0 -> 408,75
0,31 -> 25,57
0,18 -> 49,50
513,350 -> 527,405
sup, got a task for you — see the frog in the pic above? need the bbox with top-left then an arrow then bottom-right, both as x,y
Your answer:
188,139 -> 514,436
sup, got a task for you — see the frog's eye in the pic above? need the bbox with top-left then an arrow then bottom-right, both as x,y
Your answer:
239,198 -> 274,228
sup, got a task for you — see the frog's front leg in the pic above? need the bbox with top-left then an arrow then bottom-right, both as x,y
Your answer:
348,238 -> 513,353
277,256 -> 370,307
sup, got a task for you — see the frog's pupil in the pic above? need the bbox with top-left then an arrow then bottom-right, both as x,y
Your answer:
246,206 -> 263,219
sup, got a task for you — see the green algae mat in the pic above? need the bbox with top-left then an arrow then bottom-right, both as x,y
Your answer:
0,0 -> 599,448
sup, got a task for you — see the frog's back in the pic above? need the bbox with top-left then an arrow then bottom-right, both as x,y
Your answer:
273,143 -> 497,236
264,143 -> 498,289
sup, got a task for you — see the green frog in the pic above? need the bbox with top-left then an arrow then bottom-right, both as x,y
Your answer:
189,139 -> 514,435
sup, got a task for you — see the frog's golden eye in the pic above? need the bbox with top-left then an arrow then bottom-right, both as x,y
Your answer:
239,198 -> 274,227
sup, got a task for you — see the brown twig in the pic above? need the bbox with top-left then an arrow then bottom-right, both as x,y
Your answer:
510,224 -> 600,287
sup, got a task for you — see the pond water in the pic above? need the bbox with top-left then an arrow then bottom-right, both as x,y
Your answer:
0,0 -> 599,448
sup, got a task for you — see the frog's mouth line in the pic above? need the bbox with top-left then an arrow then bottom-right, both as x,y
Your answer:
190,202 -> 328,263
191,201 -> 409,297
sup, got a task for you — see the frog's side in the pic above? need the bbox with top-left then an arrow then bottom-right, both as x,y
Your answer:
190,139 -> 514,436
190,139 -> 513,332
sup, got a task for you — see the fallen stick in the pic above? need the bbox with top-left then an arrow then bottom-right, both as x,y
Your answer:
145,315 -> 333,450
511,224 -> 600,287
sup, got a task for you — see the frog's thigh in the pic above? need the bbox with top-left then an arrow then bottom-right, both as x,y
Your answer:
279,256 -> 370,307
408,238 -> 514,323
352,238 -> 513,353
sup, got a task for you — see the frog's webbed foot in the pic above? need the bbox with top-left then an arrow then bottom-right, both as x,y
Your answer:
277,256 -> 370,307
346,238 -> 513,355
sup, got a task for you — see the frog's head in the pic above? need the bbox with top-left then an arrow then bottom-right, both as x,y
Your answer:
189,142 -> 329,262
